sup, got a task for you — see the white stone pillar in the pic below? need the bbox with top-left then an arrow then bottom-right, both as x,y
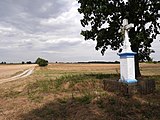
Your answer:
118,19 -> 137,84
119,52 -> 137,83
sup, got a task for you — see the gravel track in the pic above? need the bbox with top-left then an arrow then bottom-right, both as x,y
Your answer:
0,67 -> 35,84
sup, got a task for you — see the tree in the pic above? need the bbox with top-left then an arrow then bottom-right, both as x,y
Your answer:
78,0 -> 160,77
26,61 -> 32,64
35,58 -> 48,67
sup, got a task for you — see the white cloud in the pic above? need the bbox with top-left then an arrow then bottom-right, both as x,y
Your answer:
0,0 -> 159,63
40,2 -> 53,12
0,26 -> 14,32
40,1 -> 82,32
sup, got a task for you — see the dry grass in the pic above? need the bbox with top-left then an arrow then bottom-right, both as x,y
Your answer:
0,63 -> 160,120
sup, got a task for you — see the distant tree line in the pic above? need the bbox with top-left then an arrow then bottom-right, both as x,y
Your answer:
0,57 -> 48,66
1,59 -> 160,65
0,62 -> 6,64
77,61 -> 160,64
21,61 -> 33,64
21,57 -> 48,67
77,61 -> 120,64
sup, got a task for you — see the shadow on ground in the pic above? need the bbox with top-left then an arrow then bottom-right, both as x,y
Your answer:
21,99 -> 105,120
20,75 -> 160,120
21,93 -> 160,120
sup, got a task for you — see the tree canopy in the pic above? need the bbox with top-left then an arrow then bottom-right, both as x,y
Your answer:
35,57 -> 48,67
78,0 -> 160,76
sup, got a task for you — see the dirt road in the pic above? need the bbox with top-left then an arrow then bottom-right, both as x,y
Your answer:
0,64 -> 36,84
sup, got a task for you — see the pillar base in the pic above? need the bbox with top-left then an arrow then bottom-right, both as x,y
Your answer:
119,79 -> 137,84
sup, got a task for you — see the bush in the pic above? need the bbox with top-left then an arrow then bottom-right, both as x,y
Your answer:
26,61 -> 32,64
35,58 -> 48,67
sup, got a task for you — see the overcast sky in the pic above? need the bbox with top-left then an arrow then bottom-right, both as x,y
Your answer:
0,0 -> 159,63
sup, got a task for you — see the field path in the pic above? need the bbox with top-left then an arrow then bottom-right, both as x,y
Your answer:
0,66 -> 35,84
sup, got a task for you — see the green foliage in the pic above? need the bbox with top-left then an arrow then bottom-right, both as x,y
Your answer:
78,0 -> 160,77
75,93 -> 93,104
35,57 -> 48,67
26,79 -> 55,102
78,0 -> 160,61
27,79 -> 55,93
2,90 -> 21,98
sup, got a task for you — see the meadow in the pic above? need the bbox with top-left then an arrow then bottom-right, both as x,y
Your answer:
0,63 -> 160,120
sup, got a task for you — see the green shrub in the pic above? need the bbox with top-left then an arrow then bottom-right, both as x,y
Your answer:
35,58 -> 48,67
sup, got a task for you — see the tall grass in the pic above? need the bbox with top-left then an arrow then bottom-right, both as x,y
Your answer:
25,73 -> 118,102
54,73 -> 118,89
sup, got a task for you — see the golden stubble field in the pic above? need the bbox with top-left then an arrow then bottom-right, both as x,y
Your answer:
49,63 -> 160,75
0,63 -> 160,80
0,63 -> 160,120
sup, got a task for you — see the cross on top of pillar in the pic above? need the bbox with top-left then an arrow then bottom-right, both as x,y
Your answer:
124,0 -> 128,4
121,19 -> 134,52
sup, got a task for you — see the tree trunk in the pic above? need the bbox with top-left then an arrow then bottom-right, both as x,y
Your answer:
131,46 -> 141,78
135,53 -> 141,78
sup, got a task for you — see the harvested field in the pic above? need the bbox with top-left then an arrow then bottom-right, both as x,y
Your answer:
140,63 -> 160,76
0,63 -> 160,120
48,63 -> 120,74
